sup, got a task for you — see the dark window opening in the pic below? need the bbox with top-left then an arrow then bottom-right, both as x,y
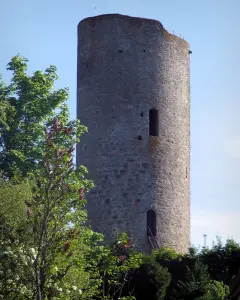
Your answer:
141,112 -> 144,117
147,210 -> 156,236
149,109 -> 159,136
138,136 -> 142,140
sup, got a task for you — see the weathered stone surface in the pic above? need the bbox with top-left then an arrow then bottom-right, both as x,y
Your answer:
77,14 -> 190,253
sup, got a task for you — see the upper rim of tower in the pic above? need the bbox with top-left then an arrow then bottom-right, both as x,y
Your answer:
78,13 -> 189,47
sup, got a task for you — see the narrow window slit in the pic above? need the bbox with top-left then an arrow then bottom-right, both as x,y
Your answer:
149,109 -> 159,136
147,210 -> 156,236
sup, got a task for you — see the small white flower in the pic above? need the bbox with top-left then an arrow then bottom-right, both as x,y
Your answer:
72,286 -> 77,291
30,248 -> 36,254
79,289 -> 82,295
30,248 -> 37,258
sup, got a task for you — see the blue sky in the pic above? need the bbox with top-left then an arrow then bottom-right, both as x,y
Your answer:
1,0 -> 239,248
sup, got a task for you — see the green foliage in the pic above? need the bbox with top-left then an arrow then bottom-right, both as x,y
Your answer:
154,247 -> 181,262
0,55 -> 87,177
0,115 -> 99,299
95,233 -> 142,300
205,280 -> 229,300
200,238 -> 240,285
0,175 -> 32,228
129,254 -> 171,300
172,260 -> 212,299
188,246 -> 200,258
0,77 -> 10,129
0,56 -> 96,299
152,246 -> 187,300
0,177 -> 34,299
149,243 -> 235,300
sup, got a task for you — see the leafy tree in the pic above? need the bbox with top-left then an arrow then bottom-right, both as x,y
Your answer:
0,55 -> 101,299
93,233 -> 142,300
154,247 -> 182,262
171,260 -> 210,299
200,238 -> 240,285
0,175 -> 34,299
129,254 -> 171,300
0,78 -> 9,128
0,173 -> 32,229
0,55 -> 73,177
205,280 -> 229,300
151,242 -> 237,300
153,246 -> 189,300
171,260 -> 229,300
0,113 -> 104,299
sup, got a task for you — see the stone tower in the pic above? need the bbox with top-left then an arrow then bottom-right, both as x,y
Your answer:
77,14 -> 190,253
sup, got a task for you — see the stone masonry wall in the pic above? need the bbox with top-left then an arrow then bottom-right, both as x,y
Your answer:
77,14 -> 190,253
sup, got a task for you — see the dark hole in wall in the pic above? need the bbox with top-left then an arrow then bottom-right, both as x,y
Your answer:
138,136 -> 142,140
149,109 -> 159,136
141,112 -> 144,116
147,210 -> 156,236
118,49 -> 123,53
